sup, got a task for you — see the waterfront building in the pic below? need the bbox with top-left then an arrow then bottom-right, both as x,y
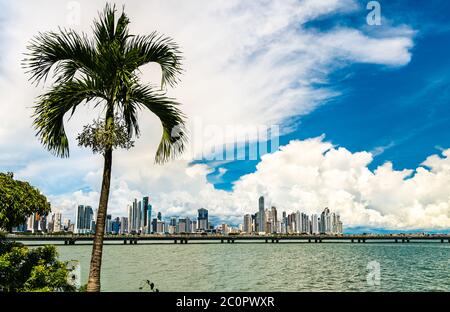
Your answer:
76,205 -> 94,234
146,202 -> 152,234
243,214 -> 252,233
178,218 -> 187,233
111,217 -> 121,234
311,214 -> 319,234
258,196 -> 265,233
53,212 -> 62,232
198,208 -> 208,231
120,217 -> 128,234
105,214 -> 112,234
142,196 -> 149,230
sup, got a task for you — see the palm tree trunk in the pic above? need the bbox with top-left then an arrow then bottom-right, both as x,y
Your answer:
86,104 -> 115,292
86,146 -> 112,292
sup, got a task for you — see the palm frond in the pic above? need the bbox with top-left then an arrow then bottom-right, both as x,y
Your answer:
23,28 -> 97,85
93,3 -> 130,49
129,84 -> 187,164
33,78 -> 105,157
126,32 -> 183,88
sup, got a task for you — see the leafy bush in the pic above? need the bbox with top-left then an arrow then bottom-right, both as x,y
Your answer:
0,239 -> 76,292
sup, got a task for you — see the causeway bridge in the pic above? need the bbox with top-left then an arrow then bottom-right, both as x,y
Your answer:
4,234 -> 450,245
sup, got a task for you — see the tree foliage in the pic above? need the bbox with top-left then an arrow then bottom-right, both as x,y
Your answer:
0,239 -> 76,292
0,173 -> 51,232
77,115 -> 135,154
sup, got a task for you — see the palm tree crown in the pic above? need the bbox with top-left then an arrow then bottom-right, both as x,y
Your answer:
24,3 -> 187,162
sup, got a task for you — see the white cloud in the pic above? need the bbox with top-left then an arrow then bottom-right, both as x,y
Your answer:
50,137 -> 450,230
0,1 -> 422,229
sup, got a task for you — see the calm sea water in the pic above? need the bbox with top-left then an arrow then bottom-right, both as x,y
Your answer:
46,241 -> 450,291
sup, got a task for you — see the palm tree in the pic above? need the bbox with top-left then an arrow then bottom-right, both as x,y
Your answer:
23,4 -> 187,292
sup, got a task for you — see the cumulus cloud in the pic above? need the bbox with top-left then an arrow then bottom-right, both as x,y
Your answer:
50,137 -> 450,230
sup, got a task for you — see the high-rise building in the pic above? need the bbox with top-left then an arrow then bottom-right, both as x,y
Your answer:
76,205 -> 94,234
243,214 -> 252,233
76,205 -> 85,232
120,217 -> 128,234
311,214 -> 319,234
105,214 -> 112,234
111,217 -> 121,234
258,196 -> 265,232
178,218 -> 187,233
271,206 -> 278,232
127,204 -> 132,233
146,203 -> 152,234
53,212 -> 62,233
85,206 -> 94,233
198,208 -> 208,231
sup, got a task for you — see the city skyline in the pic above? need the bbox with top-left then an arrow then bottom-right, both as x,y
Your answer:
1,1 -> 450,232
14,195 -> 344,235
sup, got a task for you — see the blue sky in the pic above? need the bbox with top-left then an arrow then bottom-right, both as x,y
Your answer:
205,0 -> 450,192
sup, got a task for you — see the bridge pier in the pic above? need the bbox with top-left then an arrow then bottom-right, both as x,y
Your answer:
276,239 -> 279,243
265,239 -> 268,243
395,239 -> 398,243
308,239 -> 311,243
123,240 -> 127,244
351,239 -> 354,243
221,239 -> 224,243
174,239 -> 177,244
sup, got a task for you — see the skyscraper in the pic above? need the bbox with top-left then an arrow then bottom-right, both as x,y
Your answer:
120,217 -> 128,234
105,214 -> 112,234
127,204 -> 132,233
311,214 -> 319,234
142,196 -> 149,229
243,214 -> 252,233
84,206 -> 94,233
111,217 -> 121,234
258,196 -> 265,232
76,205 -> 94,234
178,218 -> 187,233
198,208 -> 208,231
146,204 -> 153,234
76,205 -> 85,232
53,212 -> 62,233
